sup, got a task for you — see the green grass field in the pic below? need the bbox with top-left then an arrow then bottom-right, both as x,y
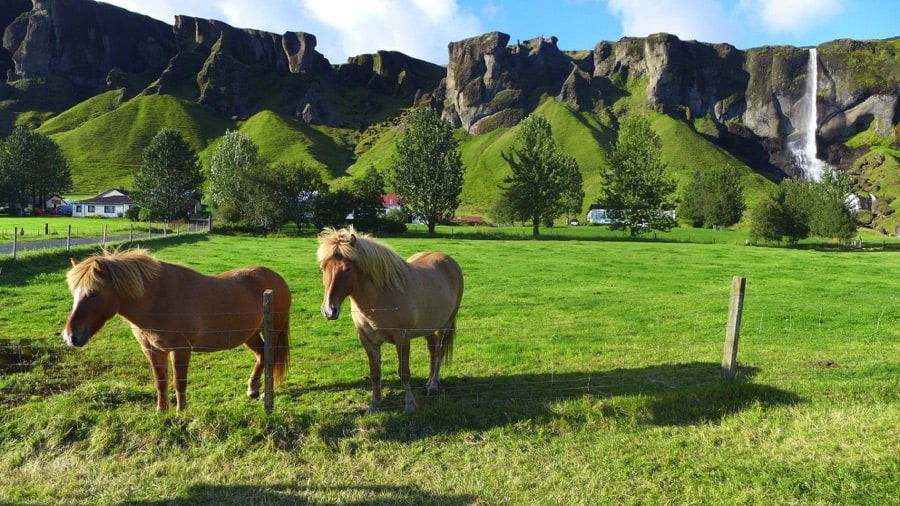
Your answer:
0,227 -> 898,504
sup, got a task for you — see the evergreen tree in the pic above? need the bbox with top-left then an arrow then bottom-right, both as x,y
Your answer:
0,127 -> 71,214
808,169 -> 857,243
501,113 -> 581,236
132,128 -> 204,221
680,164 -> 745,229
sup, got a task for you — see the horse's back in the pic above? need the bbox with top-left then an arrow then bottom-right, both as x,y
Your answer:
407,252 -> 463,295
218,266 -> 292,309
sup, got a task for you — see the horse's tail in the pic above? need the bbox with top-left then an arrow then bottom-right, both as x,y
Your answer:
273,318 -> 290,385
441,318 -> 455,364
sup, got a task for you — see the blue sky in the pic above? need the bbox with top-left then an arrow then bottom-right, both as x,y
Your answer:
100,0 -> 898,64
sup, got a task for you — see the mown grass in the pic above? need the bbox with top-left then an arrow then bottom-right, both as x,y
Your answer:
0,227 -> 897,504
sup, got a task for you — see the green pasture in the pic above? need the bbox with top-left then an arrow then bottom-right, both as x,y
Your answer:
0,228 -> 898,504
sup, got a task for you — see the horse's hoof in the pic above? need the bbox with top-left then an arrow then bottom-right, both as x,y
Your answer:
426,387 -> 440,397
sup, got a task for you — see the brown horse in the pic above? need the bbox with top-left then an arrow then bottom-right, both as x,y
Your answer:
317,227 -> 463,413
62,247 -> 291,411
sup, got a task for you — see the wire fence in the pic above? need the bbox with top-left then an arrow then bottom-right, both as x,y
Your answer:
0,219 -> 210,259
2,285 -> 897,414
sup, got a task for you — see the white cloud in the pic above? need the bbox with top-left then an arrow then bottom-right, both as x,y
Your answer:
605,0 -> 737,44
300,0 -> 484,63
101,0 -> 484,63
738,0 -> 843,35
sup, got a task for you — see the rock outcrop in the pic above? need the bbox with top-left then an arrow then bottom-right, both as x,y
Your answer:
2,0 -> 443,124
441,30 -> 898,179
0,0 -> 897,189
3,0 -> 174,90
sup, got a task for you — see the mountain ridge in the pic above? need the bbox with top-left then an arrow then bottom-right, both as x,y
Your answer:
2,0 -> 898,232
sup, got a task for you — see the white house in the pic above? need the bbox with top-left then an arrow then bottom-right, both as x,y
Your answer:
73,189 -> 136,218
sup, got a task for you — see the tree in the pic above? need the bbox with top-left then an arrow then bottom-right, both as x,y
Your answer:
489,194 -> 517,226
0,126 -> 72,214
390,107 -> 464,235
501,113 -> 582,236
242,165 -> 286,233
752,171 -> 858,245
807,169 -> 857,243
560,155 -> 585,223
314,189 -> 356,230
601,114 -> 676,237
679,164 -> 745,229
351,167 -> 387,232
208,130 -> 261,222
749,179 -> 812,244
131,128 -> 204,221
274,162 -> 326,233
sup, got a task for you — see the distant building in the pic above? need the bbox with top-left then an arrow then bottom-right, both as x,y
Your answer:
73,189 -> 136,218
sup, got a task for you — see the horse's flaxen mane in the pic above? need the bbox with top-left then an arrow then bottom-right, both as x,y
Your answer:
317,226 -> 409,290
66,247 -> 162,299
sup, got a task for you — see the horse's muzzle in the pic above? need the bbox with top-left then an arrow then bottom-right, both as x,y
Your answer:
321,305 -> 340,320
62,329 -> 88,347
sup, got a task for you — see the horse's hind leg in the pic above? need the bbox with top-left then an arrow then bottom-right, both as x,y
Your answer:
244,332 -> 265,400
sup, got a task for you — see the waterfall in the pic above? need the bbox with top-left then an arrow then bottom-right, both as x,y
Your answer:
792,48 -> 824,181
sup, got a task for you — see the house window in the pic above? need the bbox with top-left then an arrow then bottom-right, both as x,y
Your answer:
87,205 -> 96,213
104,206 -> 116,214
75,205 -> 82,213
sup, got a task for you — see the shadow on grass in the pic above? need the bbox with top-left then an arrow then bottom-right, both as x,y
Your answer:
124,483 -> 477,505
295,362 -> 802,443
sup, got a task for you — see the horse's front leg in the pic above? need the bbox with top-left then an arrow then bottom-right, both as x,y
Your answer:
139,343 -> 170,411
396,340 -> 417,412
361,339 -> 383,414
169,348 -> 192,412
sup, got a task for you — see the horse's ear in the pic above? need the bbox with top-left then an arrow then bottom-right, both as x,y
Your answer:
349,233 -> 356,246
70,258 -> 79,266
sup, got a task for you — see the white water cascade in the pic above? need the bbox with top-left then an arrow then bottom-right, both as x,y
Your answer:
791,48 -> 824,181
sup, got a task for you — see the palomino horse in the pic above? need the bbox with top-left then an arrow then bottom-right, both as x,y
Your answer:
62,247 -> 291,411
317,227 -> 464,413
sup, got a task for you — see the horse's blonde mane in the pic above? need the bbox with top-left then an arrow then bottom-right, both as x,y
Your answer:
66,247 -> 162,299
317,226 -> 409,290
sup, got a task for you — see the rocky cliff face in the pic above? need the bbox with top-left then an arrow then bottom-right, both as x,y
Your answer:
2,0 -> 442,124
441,31 -> 899,180
3,0 -> 174,91
1,0 -> 897,203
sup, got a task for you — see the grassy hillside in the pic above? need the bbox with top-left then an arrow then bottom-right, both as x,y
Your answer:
34,90 -> 779,222
235,111 -> 354,179
45,95 -> 230,195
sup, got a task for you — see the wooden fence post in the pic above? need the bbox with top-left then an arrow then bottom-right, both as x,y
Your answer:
12,227 -> 17,261
263,289 -> 274,412
722,276 -> 746,382
66,224 -> 71,253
